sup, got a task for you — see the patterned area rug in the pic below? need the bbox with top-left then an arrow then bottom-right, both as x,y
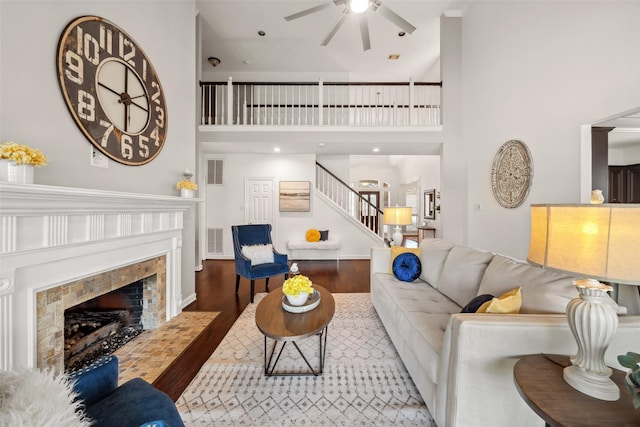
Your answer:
177,293 -> 435,426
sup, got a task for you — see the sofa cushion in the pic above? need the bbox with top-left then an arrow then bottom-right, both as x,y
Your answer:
460,294 -> 494,313
388,246 -> 422,273
392,253 -> 422,282
437,246 -> 494,307
478,255 -> 578,314
477,287 -> 522,314
419,239 -> 455,287
371,273 -> 460,383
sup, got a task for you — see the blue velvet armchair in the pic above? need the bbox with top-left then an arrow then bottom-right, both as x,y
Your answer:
231,224 -> 289,303
70,355 -> 184,427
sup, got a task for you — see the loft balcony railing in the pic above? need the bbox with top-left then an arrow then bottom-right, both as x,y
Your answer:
200,79 -> 441,127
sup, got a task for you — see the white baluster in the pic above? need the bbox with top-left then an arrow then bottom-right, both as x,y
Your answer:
226,77 -> 233,125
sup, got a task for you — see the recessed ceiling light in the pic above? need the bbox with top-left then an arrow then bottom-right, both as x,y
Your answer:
398,31 -> 406,37
388,54 -> 400,60
373,148 -> 380,153
243,59 -> 251,65
318,143 -> 325,147
274,147 -> 280,152
258,30 -> 266,37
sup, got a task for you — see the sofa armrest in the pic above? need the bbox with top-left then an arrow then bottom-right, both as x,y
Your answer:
69,355 -> 119,407
436,314 -> 640,427
370,247 -> 391,276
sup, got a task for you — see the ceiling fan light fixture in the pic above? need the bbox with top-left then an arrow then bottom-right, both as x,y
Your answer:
208,57 -> 221,67
350,0 -> 369,14
388,54 -> 400,60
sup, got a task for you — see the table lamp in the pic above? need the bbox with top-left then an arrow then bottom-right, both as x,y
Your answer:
383,206 -> 412,246
528,203 -> 640,401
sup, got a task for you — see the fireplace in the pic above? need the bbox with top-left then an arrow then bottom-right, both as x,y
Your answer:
0,183 -> 195,373
64,279 -> 145,371
37,256 -> 166,371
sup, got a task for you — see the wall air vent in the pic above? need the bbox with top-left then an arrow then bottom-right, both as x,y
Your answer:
207,159 -> 223,185
207,228 -> 223,254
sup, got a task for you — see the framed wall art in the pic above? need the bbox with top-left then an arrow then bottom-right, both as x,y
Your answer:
279,181 -> 311,212
423,189 -> 436,219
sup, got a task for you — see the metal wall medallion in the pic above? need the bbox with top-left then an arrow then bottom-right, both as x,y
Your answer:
491,140 -> 533,208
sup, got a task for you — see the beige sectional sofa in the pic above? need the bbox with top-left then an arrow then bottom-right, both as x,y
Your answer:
370,238 -> 640,427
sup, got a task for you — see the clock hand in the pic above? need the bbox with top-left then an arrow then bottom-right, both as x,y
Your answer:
98,82 -> 122,98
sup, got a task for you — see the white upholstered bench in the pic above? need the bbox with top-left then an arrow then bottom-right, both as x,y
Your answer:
287,240 -> 341,265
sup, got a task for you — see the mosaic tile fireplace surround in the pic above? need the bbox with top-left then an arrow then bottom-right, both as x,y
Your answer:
0,183 -> 195,372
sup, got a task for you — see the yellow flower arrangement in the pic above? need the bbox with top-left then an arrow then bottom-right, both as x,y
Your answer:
306,229 -> 320,242
0,141 -> 48,166
176,179 -> 198,191
282,274 -> 314,297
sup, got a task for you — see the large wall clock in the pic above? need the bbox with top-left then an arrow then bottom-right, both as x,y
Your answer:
491,140 -> 534,208
57,16 -> 167,166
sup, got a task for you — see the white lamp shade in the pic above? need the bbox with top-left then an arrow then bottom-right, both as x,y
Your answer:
383,206 -> 413,226
528,204 -> 640,285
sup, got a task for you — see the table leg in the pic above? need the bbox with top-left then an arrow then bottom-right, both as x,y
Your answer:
263,326 -> 329,376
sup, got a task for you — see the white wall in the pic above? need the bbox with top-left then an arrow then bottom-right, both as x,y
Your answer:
1,1 -> 198,304
206,153 -> 381,259
610,145 -> 640,165
461,1 -> 640,259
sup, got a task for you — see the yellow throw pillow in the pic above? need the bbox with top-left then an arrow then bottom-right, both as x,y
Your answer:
306,229 -> 320,242
388,246 -> 422,273
477,287 -> 522,314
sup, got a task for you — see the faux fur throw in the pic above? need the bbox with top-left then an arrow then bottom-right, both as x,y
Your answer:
0,368 -> 91,427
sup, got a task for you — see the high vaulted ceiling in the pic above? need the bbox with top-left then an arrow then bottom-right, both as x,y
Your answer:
196,1 -> 472,158
197,0 -> 473,81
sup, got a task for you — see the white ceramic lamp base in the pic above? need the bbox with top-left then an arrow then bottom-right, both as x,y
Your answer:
391,226 -> 403,246
564,279 -> 620,401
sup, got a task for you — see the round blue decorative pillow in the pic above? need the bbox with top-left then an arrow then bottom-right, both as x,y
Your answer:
392,252 -> 422,282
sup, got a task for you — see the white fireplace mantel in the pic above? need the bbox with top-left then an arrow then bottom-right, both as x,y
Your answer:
0,183 -> 197,370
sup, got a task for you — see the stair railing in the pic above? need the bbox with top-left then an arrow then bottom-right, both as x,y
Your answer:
315,162 -> 384,238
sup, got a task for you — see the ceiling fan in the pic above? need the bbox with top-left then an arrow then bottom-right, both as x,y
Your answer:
284,0 -> 416,51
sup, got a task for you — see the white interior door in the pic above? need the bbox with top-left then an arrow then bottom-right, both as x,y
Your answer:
245,178 -> 274,225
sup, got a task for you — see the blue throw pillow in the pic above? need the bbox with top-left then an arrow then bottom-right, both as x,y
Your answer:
461,294 -> 495,313
392,252 -> 422,282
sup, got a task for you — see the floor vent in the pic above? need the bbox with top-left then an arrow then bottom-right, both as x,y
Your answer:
207,228 -> 223,254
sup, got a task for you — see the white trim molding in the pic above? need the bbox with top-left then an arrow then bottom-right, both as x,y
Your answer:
0,183 -> 196,371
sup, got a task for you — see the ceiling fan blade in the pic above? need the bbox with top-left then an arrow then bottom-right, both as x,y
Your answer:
358,14 -> 371,51
321,9 -> 349,46
284,2 -> 333,21
377,4 -> 416,34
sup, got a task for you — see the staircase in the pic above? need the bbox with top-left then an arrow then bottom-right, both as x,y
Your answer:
315,162 -> 386,243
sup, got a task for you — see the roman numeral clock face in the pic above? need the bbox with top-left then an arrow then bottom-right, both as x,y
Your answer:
57,16 -> 167,165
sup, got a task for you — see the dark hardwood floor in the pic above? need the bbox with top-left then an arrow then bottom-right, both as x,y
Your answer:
153,259 -> 371,400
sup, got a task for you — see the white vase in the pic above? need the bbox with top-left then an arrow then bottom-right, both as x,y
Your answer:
590,189 -> 604,204
0,159 -> 34,184
286,293 -> 309,306
180,188 -> 194,198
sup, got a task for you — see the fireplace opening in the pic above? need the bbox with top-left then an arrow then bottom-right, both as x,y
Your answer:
64,280 -> 145,372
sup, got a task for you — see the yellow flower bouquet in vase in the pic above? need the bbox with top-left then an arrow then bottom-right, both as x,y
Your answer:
282,275 -> 314,306
0,141 -> 48,184
176,169 -> 197,198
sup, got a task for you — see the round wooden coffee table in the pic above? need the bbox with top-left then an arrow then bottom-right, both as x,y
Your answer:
255,284 -> 335,376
